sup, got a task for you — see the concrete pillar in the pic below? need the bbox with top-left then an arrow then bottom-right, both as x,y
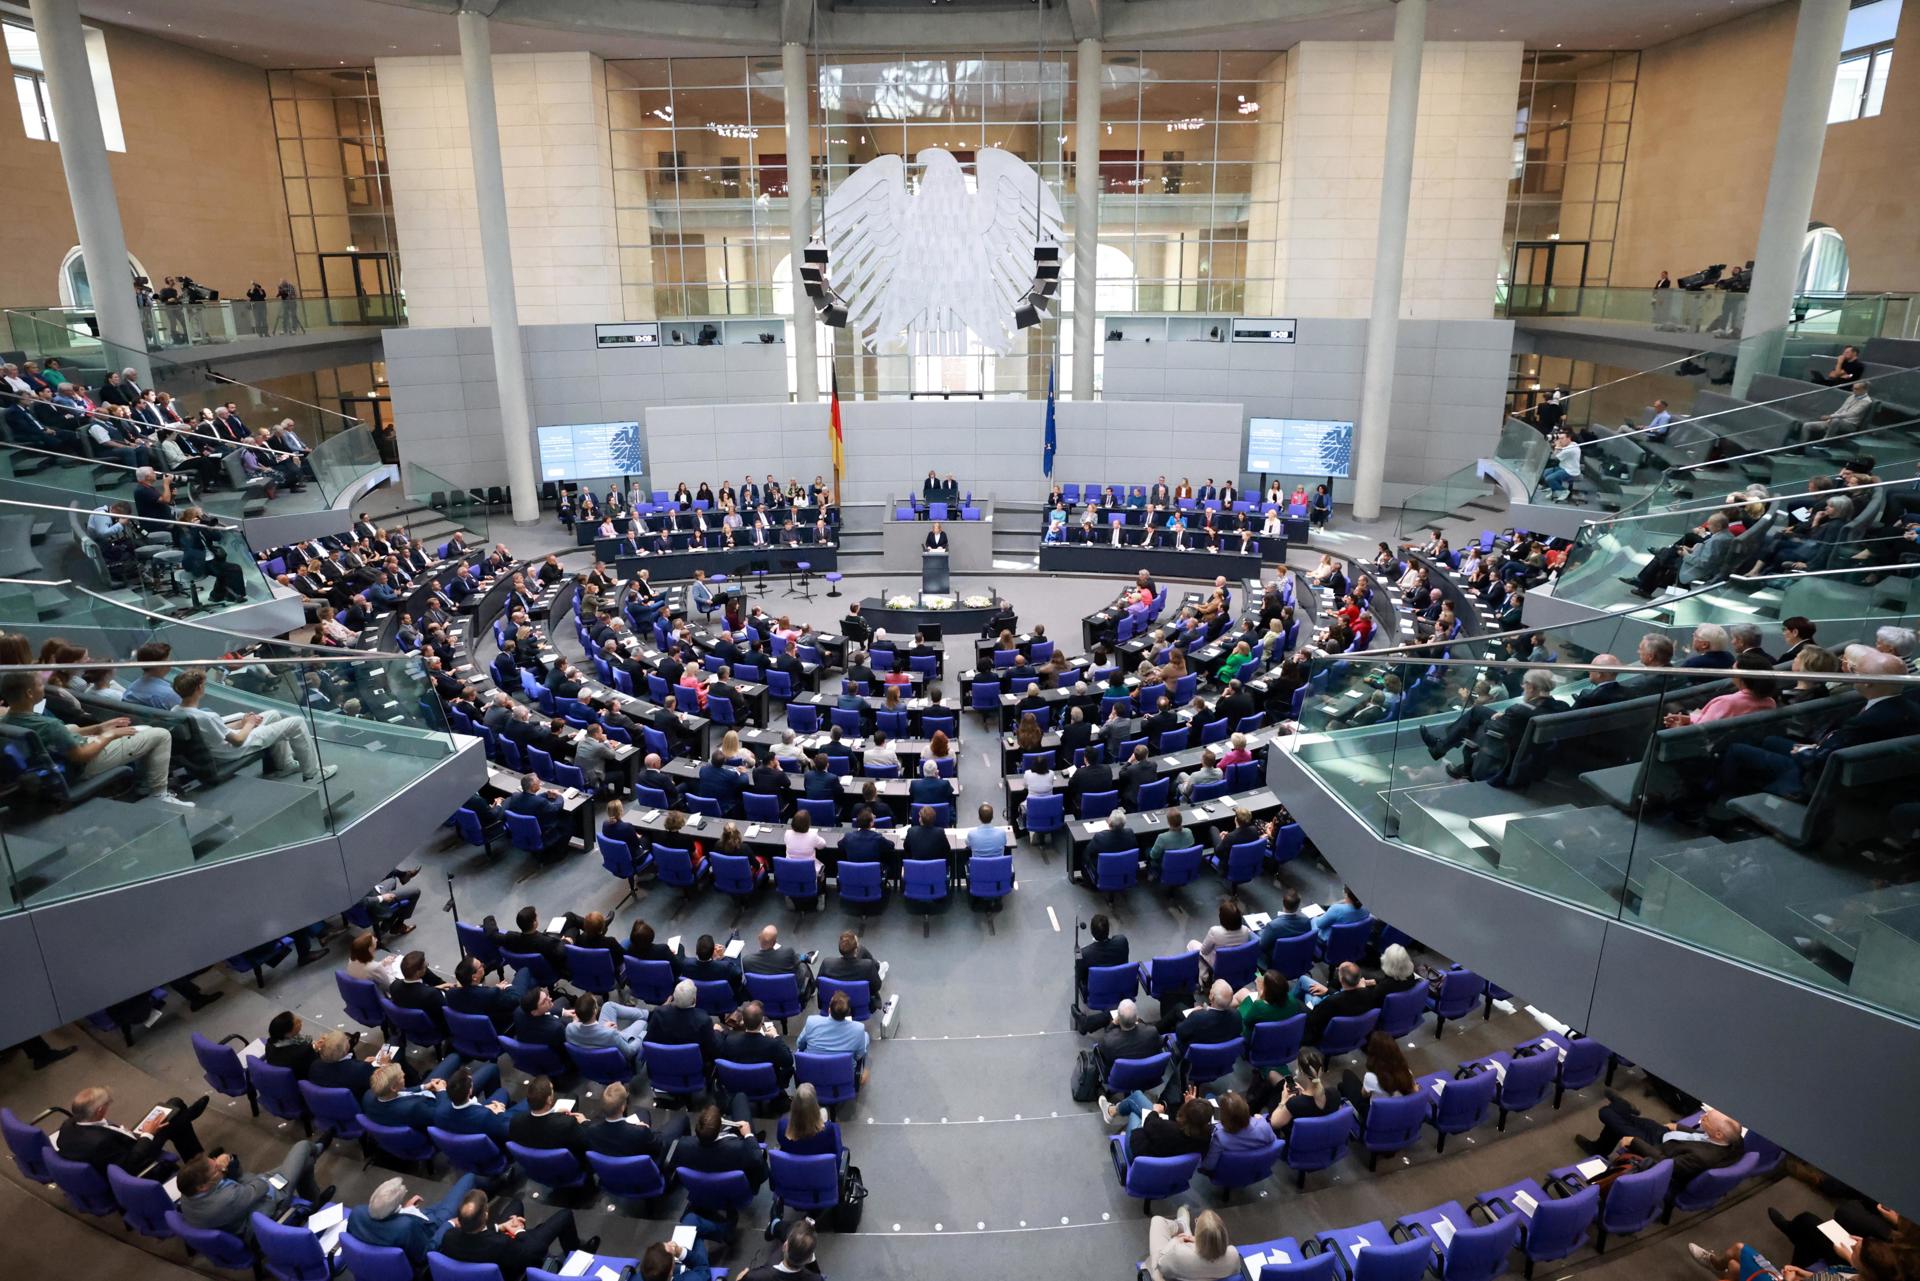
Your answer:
456,10 -> 539,525
1351,0 -> 1426,522
1072,38 -> 1101,400
28,0 -> 147,381
1733,0 -> 1850,398
782,43 -> 820,404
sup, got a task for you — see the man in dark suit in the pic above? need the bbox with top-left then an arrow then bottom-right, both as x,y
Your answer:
495,905 -> 581,977
741,924 -> 815,1004
1210,807 -> 1266,864
716,1001 -> 796,1088
635,753 -> 680,806
55,1086 -> 209,1171
643,980 -> 719,1060
1443,669 -> 1566,784
818,929 -> 884,998
1116,743 -> 1157,809
509,987 -> 572,1054
670,1102 -> 770,1192
435,1188 -> 592,1281
581,1081 -> 686,1163
1057,704 -> 1092,764
1064,755 -> 1117,818
707,667 -> 752,727
504,774 -> 573,855
386,951 -> 447,1023
446,955 -> 533,1030
430,1066 -> 523,1140
1577,1102 -> 1747,1190
698,750 -> 747,816
1571,655 -> 1633,709
1213,679 -> 1257,729
505,1076 -> 589,1159
681,934 -> 744,994
1075,913 -> 1129,1000
1303,962 -> 1383,1043
1092,999 -> 1164,1075
1170,979 -> 1242,1050
903,805 -> 949,862
1080,809 -> 1139,885
345,1173 -> 481,1267
802,753 -> 839,803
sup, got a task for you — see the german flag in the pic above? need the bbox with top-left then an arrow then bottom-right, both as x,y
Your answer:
829,366 -> 845,504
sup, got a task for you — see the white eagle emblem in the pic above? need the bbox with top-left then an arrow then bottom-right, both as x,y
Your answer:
823,147 -> 1064,356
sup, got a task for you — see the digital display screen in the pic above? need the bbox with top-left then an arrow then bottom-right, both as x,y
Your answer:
535,421 -> 644,482
1246,417 -> 1353,478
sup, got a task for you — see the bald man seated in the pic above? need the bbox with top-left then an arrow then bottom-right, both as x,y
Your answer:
740,924 -> 818,1003
1576,1098 -> 1746,1189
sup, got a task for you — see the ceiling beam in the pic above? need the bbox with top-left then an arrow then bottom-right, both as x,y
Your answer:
1064,0 -> 1102,43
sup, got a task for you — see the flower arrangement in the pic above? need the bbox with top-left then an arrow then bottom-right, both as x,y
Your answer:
963,595 -> 992,608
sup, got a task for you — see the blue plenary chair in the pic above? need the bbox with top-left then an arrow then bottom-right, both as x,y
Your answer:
1319,916 -> 1373,969
642,1042 -> 708,1102
1477,1179 -> 1597,1278
506,1143 -> 591,1195
967,854 -> 1015,922
1428,967 -> 1487,1040
680,1167 -> 756,1221
1209,1136 -> 1283,1198
795,1051 -> 859,1113
1140,951 -> 1200,1006
192,1031 -> 260,1114
254,1210 -> 340,1281
1094,850 -> 1137,906
1266,932 -> 1317,983
427,1254 -> 507,1281
1156,844 -> 1203,888
1084,963 -> 1139,1013
358,1115 -> 437,1172
743,971 -> 804,1032
587,1152 -> 668,1211
1540,1030 -> 1616,1107
815,976 -> 873,1021
1248,1015 -> 1307,1073
1110,1132 -> 1202,1215
45,1149 -> 119,1216
1023,792 -> 1066,843
498,1035 -> 568,1079
710,852 -> 766,903
334,973 -> 387,1034
902,858 -> 948,935
1402,1203 -> 1522,1281
108,1165 -> 179,1240
623,957 -> 676,1005
1666,1151 -> 1763,1220
1212,838 -> 1267,889
1422,1067 -> 1500,1153
562,944 -> 618,997
1317,1009 -> 1380,1059
1103,1051 -> 1171,1097
769,1150 -> 842,1219
429,1127 -> 512,1180
445,1009 -> 504,1062
455,922 -> 506,978
2,1106 -> 58,1183
693,979 -> 739,1018
1181,1038 -> 1245,1089
247,1060 -> 311,1135
169,1211 -> 260,1273
298,1082 -> 366,1142
1210,939 -> 1259,992
1481,1049 -> 1558,1131
1589,1159 -> 1672,1250
1352,1085 -> 1427,1168
339,1236 -> 416,1281
715,1058 -> 784,1110
1282,1105 -> 1356,1188
568,1042 -> 634,1088
1378,987 -> 1429,1039
836,861 -> 886,917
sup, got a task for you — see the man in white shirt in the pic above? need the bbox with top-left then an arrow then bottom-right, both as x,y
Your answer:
173,670 -> 337,783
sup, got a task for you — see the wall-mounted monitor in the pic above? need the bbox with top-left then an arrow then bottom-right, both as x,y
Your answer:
1230,317 -> 1297,343
535,421 -> 644,482
1246,417 -> 1353,478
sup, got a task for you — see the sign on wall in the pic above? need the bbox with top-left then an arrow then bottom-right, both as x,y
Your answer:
595,322 -> 660,349
1231,317 -> 1297,343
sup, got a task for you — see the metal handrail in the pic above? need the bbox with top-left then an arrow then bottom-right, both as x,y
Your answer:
1299,654 -> 1920,686
1577,473 -> 1918,529
0,574 -> 406,662
1349,578 -> 1733,661
0,437 -> 146,474
0,494 -> 241,532
1670,410 -> 1920,472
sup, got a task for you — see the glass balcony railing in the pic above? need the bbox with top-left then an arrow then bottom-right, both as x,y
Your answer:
0,591 -> 457,913
1501,284 -> 1911,341
1290,649 -> 1920,1025
5,294 -> 404,356
1550,472 -> 1920,625
2,309 -> 388,519
0,496 -> 274,622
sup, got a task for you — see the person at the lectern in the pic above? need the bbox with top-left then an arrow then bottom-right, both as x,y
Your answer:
924,521 -> 950,552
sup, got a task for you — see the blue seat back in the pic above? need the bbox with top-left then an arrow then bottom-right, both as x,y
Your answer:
837,861 -> 885,905
772,856 -> 819,902
339,1234 -> 416,1281
1104,1051 -> 1171,1094
428,1126 -> 510,1177
903,859 -> 947,903
107,1165 -> 177,1238
1222,838 -> 1266,885
786,703 -> 819,733
1078,788 -> 1120,820
624,957 -> 677,1004
1084,963 -> 1139,1012
168,1210 -> 257,1270
456,921 -> 505,972
1378,987 -> 1429,1039
1431,967 -> 1486,1020
45,1149 -> 117,1215
506,1142 -> 589,1190
360,1114 -> 436,1163
1361,1091 -> 1429,1154
1432,1067 -> 1500,1134
710,852 -> 761,898
1497,1049 -> 1559,1113
1556,1035 -> 1612,1091
1023,792 -> 1065,833
563,944 -> 618,995
1247,1015 -> 1307,1070
1601,1159 -> 1673,1235
192,1031 -> 252,1097
1157,844 -> 1203,886
816,975 -> 873,1020
796,796 -> 837,828
968,854 -> 1014,898
1524,1184 -> 1598,1262
1142,951 -> 1199,1000
247,1059 -> 308,1124
1266,931 -> 1316,981
1094,850 -> 1138,894
1118,1144 -> 1202,1203
1351,1238 -> 1433,1281
1182,1037 -> 1244,1085
255,1209 -> 334,1280
1209,1137 -> 1283,1189
567,1041 -> 633,1086
1258,1256 -> 1339,1281
498,1035 -> 567,1077
1135,776 -> 1171,810
297,1081 -> 365,1138
1284,1106 -> 1356,1173
1210,939 -> 1260,990
743,791 -> 784,823
679,1167 -> 755,1215
1436,1214 -> 1520,1281
716,1058 -> 783,1102
693,979 -> 739,1017
743,970 -> 804,1021
1318,1009 -> 1380,1057
427,1252 -> 508,1281
642,1041 -> 707,1096
795,1051 -> 858,1105
1670,1151 -> 1762,1213
585,1152 -> 667,1200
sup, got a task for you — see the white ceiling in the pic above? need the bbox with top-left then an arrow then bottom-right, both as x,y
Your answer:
76,0 -> 1792,69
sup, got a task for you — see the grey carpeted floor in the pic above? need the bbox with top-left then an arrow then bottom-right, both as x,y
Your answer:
0,512 -> 1834,1279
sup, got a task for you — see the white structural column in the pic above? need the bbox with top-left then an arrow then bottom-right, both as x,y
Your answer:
456,9 -> 538,525
1351,0 -> 1426,521
28,0 -> 147,380
1071,37 -> 1102,400
1733,0 -> 1850,398
782,43 -> 819,403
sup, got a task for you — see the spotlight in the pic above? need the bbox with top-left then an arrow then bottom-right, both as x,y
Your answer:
804,245 -> 830,265
823,304 -> 849,327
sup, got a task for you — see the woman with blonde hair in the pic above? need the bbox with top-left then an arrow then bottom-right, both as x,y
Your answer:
779,1083 -> 841,1156
1146,1207 -> 1240,1281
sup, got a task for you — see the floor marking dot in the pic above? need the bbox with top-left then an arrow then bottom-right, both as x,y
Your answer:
1020,1221 -> 1028,1228
892,1224 -> 901,1232
1101,1213 -> 1111,1221
1060,1216 -> 1070,1225
934,1223 -> 943,1232
977,1221 -> 986,1230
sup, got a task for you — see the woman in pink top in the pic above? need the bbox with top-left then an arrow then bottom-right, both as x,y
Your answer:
1664,652 -> 1778,726
1217,732 -> 1254,768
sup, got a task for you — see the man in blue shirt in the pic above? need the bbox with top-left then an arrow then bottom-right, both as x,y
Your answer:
697,749 -> 746,816
966,803 -> 1007,858
365,571 -> 401,607
347,1174 -> 479,1267
1309,885 -> 1369,940
1254,887 -> 1316,971
123,641 -> 181,709
796,990 -> 871,1083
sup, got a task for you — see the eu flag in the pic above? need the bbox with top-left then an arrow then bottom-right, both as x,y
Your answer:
1043,362 -> 1057,479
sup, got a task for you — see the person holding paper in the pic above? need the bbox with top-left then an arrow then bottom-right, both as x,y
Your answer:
176,1139 -> 329,1238
347,1174 -> 479,1266
436,1188 -> 595,1281
55,1086 -> 209,1171
1575,1101 -> 1747,1189
1751,1201 -> 1911,1272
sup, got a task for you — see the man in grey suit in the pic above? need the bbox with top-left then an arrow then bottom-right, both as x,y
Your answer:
176,1140 -> 328,1238
571,721 -> 621,794
346,1174 -> 478,1265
